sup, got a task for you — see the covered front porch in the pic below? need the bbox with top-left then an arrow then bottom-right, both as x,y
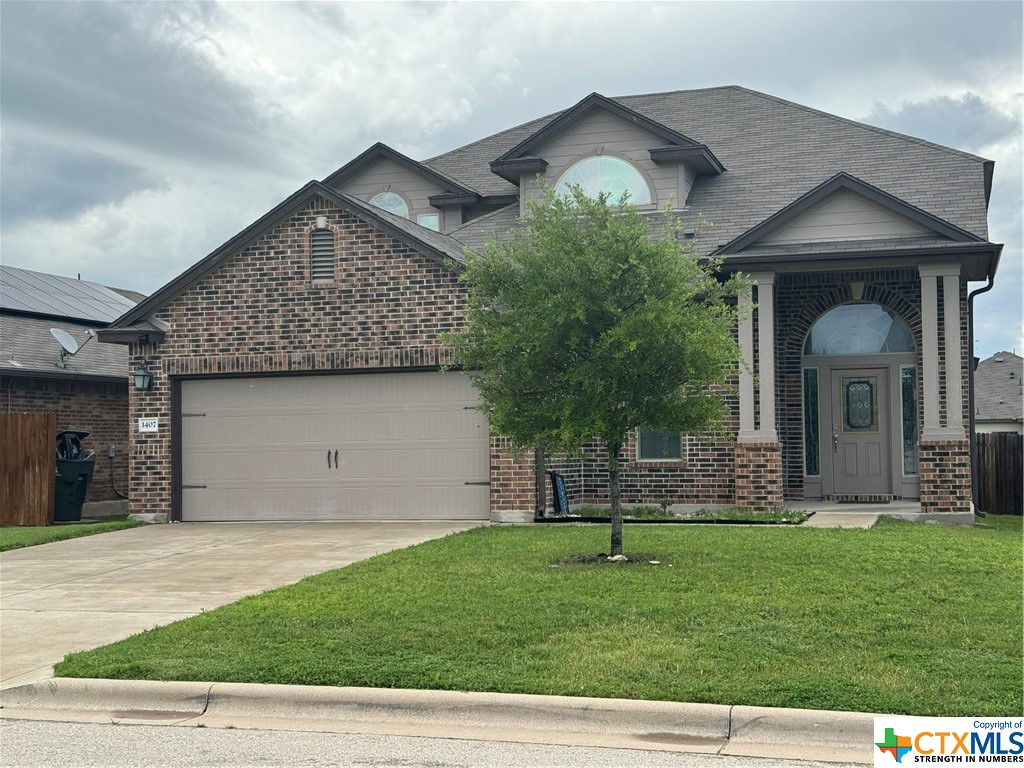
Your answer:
733,264 -> 974,519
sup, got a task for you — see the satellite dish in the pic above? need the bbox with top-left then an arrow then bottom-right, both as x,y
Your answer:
50,327 -> 82,370
51,328 -> 80,356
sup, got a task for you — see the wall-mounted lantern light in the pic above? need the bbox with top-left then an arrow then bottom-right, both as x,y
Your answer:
133,361 -> 153,392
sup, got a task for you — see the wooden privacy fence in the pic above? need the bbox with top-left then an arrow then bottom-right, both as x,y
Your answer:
977,432 -> 1023,516
1,412 -> 56,526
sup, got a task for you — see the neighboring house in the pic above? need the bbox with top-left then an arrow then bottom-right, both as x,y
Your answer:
1,266 -> 142,506
974,352 -> 1023,434
98,86 -> 1002,524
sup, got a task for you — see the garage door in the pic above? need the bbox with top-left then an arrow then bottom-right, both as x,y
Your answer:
180,372 -> 489,522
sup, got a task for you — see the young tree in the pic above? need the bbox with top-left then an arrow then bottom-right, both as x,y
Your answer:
446,185 -> 745,557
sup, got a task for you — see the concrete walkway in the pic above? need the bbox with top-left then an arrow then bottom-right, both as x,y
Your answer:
794,500 -> 925,528
0,522 -> 479,689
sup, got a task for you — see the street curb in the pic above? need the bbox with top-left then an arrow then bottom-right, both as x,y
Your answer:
0,678 -> 874,762
726,705 -> 875,762
0,678 -> 211,725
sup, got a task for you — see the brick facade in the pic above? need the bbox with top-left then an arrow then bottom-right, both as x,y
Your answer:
548,434 -> 737,509
919,440 -> 972,515
733,442 -> 784,509
1,376 -> 129,504
128,195 -> 468,519
490,438 -> 536,514
124,196 -> 975,520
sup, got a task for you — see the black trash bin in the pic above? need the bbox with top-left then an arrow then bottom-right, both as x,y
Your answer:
54,430 -> 95,522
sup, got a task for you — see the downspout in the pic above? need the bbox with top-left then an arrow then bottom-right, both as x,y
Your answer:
967,274 -> 996,516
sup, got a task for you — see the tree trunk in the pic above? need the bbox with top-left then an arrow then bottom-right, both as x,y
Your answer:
608,441 -> 623,557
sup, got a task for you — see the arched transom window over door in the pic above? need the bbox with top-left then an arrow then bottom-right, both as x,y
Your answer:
554,156 -> 652,204
804,303 -> 914,356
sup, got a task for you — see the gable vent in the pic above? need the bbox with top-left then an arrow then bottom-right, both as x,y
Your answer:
310,228 -> 334,282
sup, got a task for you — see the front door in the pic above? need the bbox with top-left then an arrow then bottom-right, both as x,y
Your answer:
830,368 -> 890,496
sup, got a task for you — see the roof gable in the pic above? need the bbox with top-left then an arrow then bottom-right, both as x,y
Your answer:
423,86 -> 993,243
105,181 -> 466,334
322,142 -> 477,197
489,92 -> 724,182
719,173 -> 984,255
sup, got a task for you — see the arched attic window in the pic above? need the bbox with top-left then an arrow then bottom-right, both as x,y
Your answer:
804,303 -> 914,356
310,227 -> 335,282
554,155 -> 652,204
370,191 -> 409,218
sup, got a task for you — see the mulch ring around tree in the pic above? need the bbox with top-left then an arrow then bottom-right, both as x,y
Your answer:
554,553 -> 672,567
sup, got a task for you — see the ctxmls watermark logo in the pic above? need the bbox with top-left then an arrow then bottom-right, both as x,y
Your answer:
875,717 -> 1024,765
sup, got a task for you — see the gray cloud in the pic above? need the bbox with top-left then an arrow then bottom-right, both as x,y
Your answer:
1,138 -> 165,221
0,1 -> 1019,356
864,94 -> 1020,154
0,1 -> 288,173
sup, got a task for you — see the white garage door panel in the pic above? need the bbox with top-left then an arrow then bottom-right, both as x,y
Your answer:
181,373 -> 489,522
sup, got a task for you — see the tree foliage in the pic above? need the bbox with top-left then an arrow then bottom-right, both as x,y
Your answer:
446,184 -> 746,554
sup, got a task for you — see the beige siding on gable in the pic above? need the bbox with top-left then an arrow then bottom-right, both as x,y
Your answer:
521,110 -> 690,211
338,160 -> 446,229
760,189 -> 935,245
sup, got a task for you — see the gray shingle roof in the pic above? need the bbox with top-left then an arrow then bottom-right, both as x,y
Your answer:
975,352 -> 1023,423
423,86 -> 992,255
448,204 -> 520,252
336,192 -> 468,264
0,265 -> 139,323
0,314 -> 127,380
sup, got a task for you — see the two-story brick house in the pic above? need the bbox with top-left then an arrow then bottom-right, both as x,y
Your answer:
99,86 -> 1002,524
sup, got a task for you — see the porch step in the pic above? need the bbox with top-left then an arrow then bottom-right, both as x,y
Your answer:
825,494 -> 893,504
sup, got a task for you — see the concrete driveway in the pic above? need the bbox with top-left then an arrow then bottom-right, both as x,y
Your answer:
0,521 -> 480,689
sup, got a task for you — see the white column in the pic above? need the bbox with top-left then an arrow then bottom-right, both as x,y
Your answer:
738,283 -> 756,441
920,269 -> 940,435
754,273 -> 777,441
920,264 -> 964,440
942,271 -> 965,436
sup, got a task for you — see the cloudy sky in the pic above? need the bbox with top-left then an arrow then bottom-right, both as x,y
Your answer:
1,1 -> 1021,357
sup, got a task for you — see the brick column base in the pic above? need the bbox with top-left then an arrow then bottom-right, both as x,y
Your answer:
490,437 -> 536,519
733,441 -> 783,510
919,440 -> 972,516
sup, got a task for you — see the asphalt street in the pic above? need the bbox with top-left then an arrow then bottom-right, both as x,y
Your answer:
0,720 -> 866,768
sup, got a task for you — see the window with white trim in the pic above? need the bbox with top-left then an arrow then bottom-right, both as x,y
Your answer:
637,429 -> 683,461
555,156 -> 652,204
417,213 -> 440,231
370,191 -> 409,218
310,228 -> 334,282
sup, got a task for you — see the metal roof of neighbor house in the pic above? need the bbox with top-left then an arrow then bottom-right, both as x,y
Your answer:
0,314 -> 127,382
0,265 -> 139,323
975,351 -> 1023,424
424,86 -> 994,254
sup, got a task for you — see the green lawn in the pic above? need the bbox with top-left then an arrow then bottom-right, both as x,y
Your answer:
56,516 -> 1022,716
0,518 -> 141,551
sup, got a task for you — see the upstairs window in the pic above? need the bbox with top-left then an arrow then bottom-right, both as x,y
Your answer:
310,228 -> 334,282
417,213 -> 440,231
370,191 -> 409,218
555,156 -> 652,205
